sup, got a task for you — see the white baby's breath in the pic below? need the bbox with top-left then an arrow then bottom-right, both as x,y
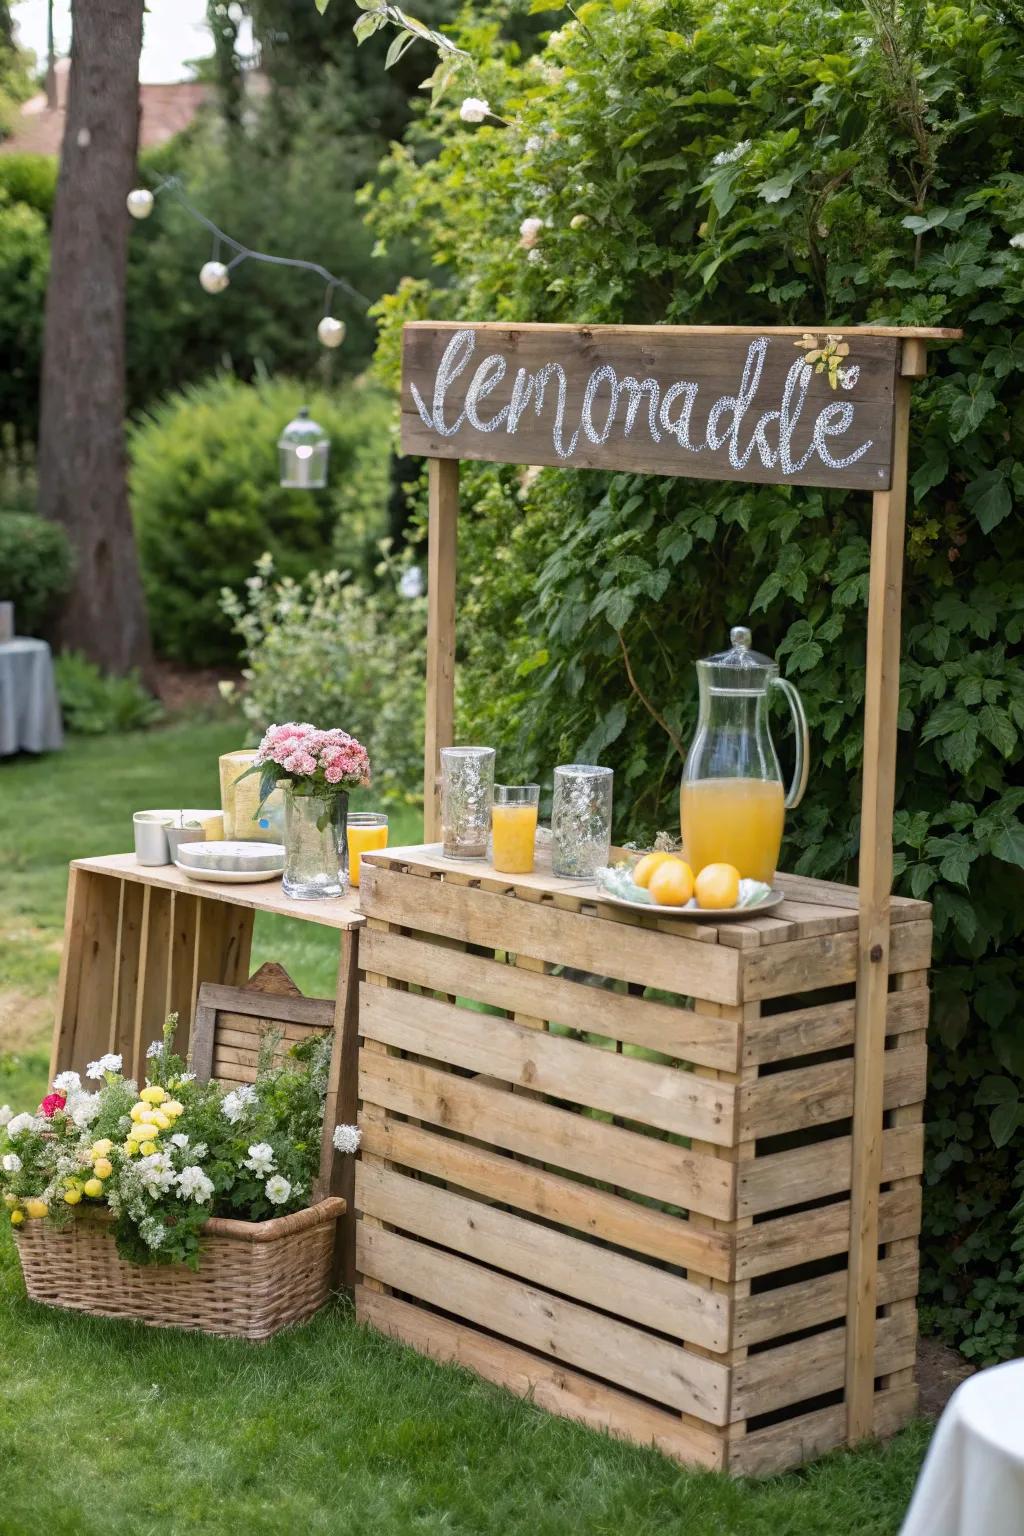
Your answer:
146,1040 -> 164,1059
711,139 -> 751,168
332,1124 -> 362,1155
2,1153 -> 22,1173
459,96 -> 490,124
0,1105 -> 11,1128
86,1053 -> 122,1081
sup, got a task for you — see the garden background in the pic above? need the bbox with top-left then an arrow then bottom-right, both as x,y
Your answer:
0,0 -> 1021,1522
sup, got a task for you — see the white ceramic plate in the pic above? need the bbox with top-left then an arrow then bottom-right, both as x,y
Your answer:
595,888 -> 786,922
174,861 -> 283,885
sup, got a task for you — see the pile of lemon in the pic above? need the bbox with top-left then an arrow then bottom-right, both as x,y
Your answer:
633,852 -> 741,909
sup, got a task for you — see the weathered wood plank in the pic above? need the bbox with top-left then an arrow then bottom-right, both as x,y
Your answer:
401,324 -> 902,491
733,1248 -> 919,1349
739,1037 -> 927,1140
359,983 -> 736,1144
742,988 -> 927,1066
731,1307 -> 916,1420
357,1225 -> 731,1423
356,1287 -> 727,1470
727,1381 -> 917,1476
358,1050 -> 736,1222
740,919 -> 932,1001
735,1184 -> 920,1281
737,1122 -> 924,1218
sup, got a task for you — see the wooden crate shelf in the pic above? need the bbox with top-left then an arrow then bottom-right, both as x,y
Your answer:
354,843 -> 930,1476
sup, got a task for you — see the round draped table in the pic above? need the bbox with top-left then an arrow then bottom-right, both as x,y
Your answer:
901,1359 -> 1024,1536
0,637 -> 63,756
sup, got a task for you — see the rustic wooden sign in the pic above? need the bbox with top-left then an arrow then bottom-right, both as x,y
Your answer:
401,322 -> 903,491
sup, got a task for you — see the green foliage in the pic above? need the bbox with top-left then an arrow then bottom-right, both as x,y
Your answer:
0,510 -> 72,633
0,154 -> 57,219
53,651 -> 165,736
130,372 -> 392,665
366,0 -> 1024,1358
0,193 -> 49,442
221,549 -> 425,805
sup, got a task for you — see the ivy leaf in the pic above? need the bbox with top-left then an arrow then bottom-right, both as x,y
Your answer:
990,820 -> 1024,869
979,704 -> 1016,757
990,1099 -> 1023,1149
965,468 -> 1012,534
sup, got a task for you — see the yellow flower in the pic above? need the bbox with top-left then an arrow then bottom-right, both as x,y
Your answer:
149,1111 -> 171,1131
140,1141 -> 157,1157
24,1199 -> 48,1219
140,1086 -> 167,1105
123,1139 -> 138,1156
83,1178 -> 104,1198
10,1210 -> 24,1226
63,1188 -> 82,1206
164,1101 -> 184,1119
91,1139 -> 113,1158
130,1104 -> 149,1123
93,1157 -> 113,1180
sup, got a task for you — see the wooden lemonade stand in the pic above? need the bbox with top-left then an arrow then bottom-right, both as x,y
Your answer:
353,321 -> 957,1473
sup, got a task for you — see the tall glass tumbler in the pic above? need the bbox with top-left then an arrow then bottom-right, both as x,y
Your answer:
552,764 -> 613,878
440,747 -> 495,860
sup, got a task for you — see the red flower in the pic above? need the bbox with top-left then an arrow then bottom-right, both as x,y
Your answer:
40,1093 -> 66,1119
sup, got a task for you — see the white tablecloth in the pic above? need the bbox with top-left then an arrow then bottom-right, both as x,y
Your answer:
901,1359 -> 1024,1536
0,638 -> 64,756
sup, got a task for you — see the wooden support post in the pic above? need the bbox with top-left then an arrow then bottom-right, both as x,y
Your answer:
846,368 -> 913,1441
321,927 -> 361,1291
424,457 -> 459,841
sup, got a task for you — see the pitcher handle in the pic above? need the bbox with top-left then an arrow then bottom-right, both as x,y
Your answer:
771,677 -> 810,809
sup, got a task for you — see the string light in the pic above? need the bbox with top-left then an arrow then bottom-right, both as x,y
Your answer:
125,175 -> 370,349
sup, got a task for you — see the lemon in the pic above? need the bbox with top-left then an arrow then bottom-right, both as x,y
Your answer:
93,1157 -> 113,1180
648,857 -> 695,907
10,1210 -> 24,1226
694,862 -> 741,910
632,850 -> 675,889
63,1188 -> 82,1206
24,1199 -> 49,1219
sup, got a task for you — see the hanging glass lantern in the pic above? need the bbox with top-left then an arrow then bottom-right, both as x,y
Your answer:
278,407 -> 329,490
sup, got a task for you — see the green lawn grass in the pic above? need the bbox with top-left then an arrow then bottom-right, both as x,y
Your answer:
0,720 -> 931,1534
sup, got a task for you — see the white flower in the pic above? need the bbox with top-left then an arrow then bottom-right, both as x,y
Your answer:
146,1040 -> 163,1059
6,1113 -> 36,1138
264,1175 -> 291,1205
139,1216 -> 165,1250
0,1105 -> 11,1127
192,1143 -> 208,1160
176,1165 -> 214,1203
711,139 -> 751,168
136,1151 -> 176,1198
2,1153 -> 22,1173
459,96 -> 490,124
221,1085 -> 258,1125
519,216 -> 543,250
71,1095 -> 102,1130
244,1142 -> 276,1176
333,1124 -> 362,1155
86,1053 -> 122,1081
170,1133 -> 189,1149
1010,232 -> 1024,249
177,1073 -> 196,1085
52,1071 -> 81,1095
527,248 -> 543,264
524,134 -> 542,154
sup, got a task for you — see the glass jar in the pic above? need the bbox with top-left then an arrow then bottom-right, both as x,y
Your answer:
440,747 -> 495,859
282,786 -> 348,899
679,626 -> 809,883
551,764 -> 613,879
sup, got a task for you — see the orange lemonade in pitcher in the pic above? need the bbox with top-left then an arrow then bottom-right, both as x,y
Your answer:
680,778 -> 785,884
680,627 -> 809,886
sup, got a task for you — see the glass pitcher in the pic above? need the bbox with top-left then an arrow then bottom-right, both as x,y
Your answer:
679,626 -> 809,884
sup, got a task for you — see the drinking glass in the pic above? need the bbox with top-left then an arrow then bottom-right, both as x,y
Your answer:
551,764 -> 613,878
347,812 -> 389,888
440,747 -> 495,859
492,785 -> 540,874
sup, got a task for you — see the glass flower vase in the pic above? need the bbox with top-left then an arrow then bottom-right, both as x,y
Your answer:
282,786 -> 348,900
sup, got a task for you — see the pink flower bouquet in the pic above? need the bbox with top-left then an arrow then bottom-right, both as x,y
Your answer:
252,722 -> 371,801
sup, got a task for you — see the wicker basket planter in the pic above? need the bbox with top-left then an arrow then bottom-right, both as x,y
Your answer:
14,1197 -> 346,1340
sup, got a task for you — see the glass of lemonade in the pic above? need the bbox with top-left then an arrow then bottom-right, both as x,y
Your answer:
492,785 -> 540,874
346,812 -> 388,888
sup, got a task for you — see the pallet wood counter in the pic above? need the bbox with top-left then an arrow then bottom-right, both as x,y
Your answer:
354,842 -> 930,1475
50,852 -> 363,1084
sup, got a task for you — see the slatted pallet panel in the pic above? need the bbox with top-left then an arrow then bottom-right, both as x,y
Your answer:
354,844 -> 930,1476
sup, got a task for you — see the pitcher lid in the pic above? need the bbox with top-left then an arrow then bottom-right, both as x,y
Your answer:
701,625 -> 777,669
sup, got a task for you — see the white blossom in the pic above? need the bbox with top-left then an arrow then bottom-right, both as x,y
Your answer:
519,216 -> 543,250
52,1071 -> 81,1095
170,1133 -> 190,1150
176,1165 -> 214,1203
71,1095 -> 102,1130
244,1142 -> 276,1176
524,134 -> 542,154
0,1105 -> 11,1127
527,248 -> 543,264
136,1152 -> 176,1198
86,1053 -> 122,1081
139,1216 -> 165,1250
221,1085 -> 258,1125
192,1143 -> 208,1160
6,1113 -> 37,1138
1010,232 -> 1024,249
177,1073 -> 196,1086
711,139 -> 751,168
146,1040 -> 164,1059
265,1175 -> 291,1205
333,1124 -> 362,1155
2,1153 -> 22,1173
459,96 -> 490,124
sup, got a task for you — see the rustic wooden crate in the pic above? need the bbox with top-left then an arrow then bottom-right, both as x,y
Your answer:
354,844 -> 930,1476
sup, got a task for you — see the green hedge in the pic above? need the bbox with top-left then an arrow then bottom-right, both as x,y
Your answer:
0,511 -> 72,634
366,0 -> 1024,1359
130,372 -> 393,666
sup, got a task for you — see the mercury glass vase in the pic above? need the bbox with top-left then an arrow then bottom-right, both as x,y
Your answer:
551,764 -> 613,879
282,786 -> 348,899
440,746 -> 495,859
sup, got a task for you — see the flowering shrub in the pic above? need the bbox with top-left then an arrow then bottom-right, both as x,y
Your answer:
0,1022 -> 360,1269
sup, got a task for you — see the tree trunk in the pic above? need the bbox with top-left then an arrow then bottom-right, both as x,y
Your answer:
38,0 -> 153,680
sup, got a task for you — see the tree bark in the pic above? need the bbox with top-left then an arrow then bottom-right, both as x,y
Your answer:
38,0 -> 153,679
